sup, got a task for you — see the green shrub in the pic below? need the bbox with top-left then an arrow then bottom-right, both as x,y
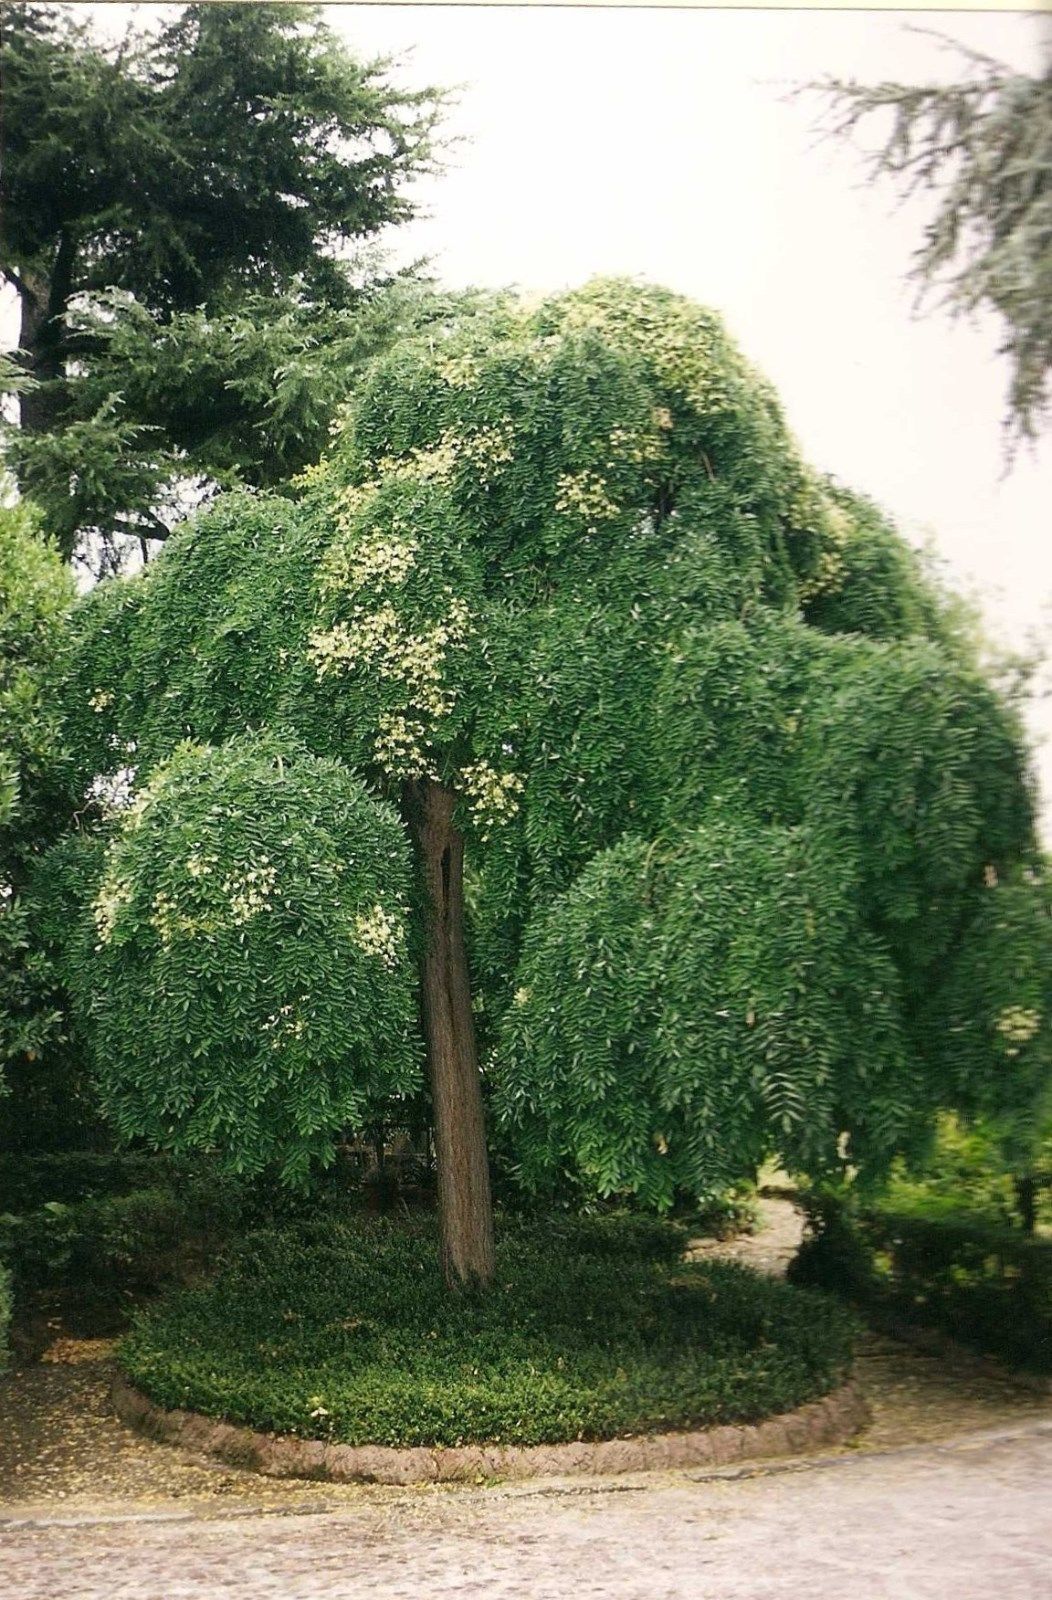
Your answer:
0,1151 -> 180,1213
0,1168 -> 250,1291
118,1214 -> 856,1448
790,1191 -> 1052,1373
0,1260 -> 11,1373
879,1115 -> 1050,1234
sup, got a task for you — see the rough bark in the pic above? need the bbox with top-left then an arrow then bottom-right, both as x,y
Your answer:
404,776 -> 495,1288
14,233 -> 75,437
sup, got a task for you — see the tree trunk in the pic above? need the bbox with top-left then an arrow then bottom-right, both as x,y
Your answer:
1014,1173 -> 1037,1237
16,233 -> 75,437
403,777 -> 495,1288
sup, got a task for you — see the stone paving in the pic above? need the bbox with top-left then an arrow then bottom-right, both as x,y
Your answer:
3,1420 -> 1051,1599
1,1198 -> 1050,1597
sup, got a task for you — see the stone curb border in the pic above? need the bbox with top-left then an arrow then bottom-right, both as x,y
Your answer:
111,1373 -> 870,1485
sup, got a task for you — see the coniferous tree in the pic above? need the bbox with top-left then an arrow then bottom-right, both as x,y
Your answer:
810,41 -> 1052,449
1,3 -> 447,565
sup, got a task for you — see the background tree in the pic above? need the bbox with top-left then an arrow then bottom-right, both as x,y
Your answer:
0,494 -> 73,1097
926,866 -> 1052,1231
809,39 -> 1052,448
50,280 -> 1040,1287
0,2 -> 447,568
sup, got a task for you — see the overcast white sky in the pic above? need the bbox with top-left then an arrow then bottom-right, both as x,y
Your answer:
22,5 -> 1052,830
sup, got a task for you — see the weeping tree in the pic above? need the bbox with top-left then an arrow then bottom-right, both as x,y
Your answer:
50,279 -> 1041,1286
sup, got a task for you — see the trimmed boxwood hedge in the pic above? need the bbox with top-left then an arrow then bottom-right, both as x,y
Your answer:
117,1215 -> 857,1449
790,1193 -> 1052,1374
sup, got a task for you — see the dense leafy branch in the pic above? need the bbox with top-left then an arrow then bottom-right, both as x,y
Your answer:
34,282 -> 1042,1284
0,3 -> 450,567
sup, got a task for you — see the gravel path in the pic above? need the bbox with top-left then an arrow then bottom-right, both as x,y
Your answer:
2,1198 -> 1049,1597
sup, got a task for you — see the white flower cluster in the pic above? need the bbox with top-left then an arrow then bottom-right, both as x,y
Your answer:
449,424 -> 515,486
310,591 -> 472,776
93,874 -> 133,946
996,1006 -> 1041,1055
352,902 -> 404,969
796,491 -> 852,604
605,424 -> 664,468
332,439 -> 460,526
149,889 -> 185,946
88,688 -> 114,714
373,711 -> 435,779
311,594 -> 470,706
435,351 -> 482,389
462,761 -> 525,837
262,1003 -> 308,1051
322,529 -> 419,598
554,470 -> 620,532
374,437 -> 461,487
332,423 -> 516,537
222,857 -> 279,926
552,292 -> 732,416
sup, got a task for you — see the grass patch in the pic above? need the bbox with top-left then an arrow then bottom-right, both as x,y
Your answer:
118,1215 -> 856,1448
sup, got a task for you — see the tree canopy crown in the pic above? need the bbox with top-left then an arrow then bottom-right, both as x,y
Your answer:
49,278 -> 1042,1234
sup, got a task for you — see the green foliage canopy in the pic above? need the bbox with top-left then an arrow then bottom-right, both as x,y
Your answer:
0,498 -> 73,1089
1,2 -> 447,564
51,278 -> 1043,1203
76,737 -> 421,1183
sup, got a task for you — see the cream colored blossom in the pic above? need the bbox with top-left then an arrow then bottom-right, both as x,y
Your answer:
222,858 -> 279,926
462,761 -> 525,836
373,712 -> 435,778
353,903 -> 404,969
149,889 -> 182,946
263,1003 -> 307,1050
996,1006 -> 1041,1046
554,470 -> 620,531
606,424 -> 663,467
322,531 -> 419,597
93,875 -> 132,945
310,590 -> 472,778
435,351 -> 482,389
795,489 -> 851,604
449,425 -> 515,485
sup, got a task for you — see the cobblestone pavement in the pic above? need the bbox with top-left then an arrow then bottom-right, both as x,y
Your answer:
2,1199 -> 1050,1597
3,1420 -> 1051,1599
